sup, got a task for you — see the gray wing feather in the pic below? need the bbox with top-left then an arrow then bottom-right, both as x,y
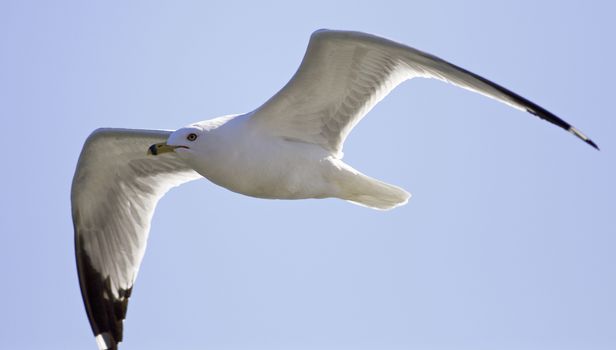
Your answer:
72,128 -> 200,349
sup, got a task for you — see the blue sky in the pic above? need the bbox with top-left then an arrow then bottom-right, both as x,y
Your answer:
1,1 -> 614,349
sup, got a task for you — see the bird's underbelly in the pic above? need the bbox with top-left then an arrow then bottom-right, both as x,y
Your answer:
188,142 -> 339,200
200,159 -> 332,199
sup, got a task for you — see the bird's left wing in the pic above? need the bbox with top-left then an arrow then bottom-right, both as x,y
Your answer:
252,30 -> 597,156
72,128 -> 200,350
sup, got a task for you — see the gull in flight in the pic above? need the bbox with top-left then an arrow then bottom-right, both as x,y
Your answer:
72,29 -> 597,350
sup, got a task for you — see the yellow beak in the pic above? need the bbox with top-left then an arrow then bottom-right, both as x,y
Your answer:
147,142 -> 176,156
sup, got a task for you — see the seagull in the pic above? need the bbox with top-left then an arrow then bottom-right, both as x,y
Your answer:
72,29 -> 597,350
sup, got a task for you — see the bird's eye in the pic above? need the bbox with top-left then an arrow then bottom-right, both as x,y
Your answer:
186,133 -> 198,141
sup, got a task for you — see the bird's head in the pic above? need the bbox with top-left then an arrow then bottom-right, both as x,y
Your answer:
147,127 -> 203,156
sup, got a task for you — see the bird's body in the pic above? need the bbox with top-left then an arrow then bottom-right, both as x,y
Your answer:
184,113 -> 338,200
170,112 -> 408,208
72,29 -> 597,349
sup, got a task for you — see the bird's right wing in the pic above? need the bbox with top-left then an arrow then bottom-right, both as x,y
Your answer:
72,128 -> 200,350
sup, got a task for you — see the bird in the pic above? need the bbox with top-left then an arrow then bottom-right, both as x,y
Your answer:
72,29 -> 598,350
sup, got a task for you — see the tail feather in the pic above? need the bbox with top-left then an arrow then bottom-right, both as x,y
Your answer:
334,163 -> 410,210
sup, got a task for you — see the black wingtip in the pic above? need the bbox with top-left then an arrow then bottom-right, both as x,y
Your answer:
568,126 -> 600,151
430,57 -> 599,152
586,138 -> 600,151
524,107 -> 598,151
75,234 -> 129,348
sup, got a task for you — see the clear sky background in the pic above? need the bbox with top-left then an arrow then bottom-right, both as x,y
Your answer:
1,1 -> 614,349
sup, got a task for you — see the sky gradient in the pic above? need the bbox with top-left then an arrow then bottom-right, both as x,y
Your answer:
1,1 -> 614,349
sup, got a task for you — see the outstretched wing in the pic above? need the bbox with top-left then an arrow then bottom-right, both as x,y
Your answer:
253,29 -> 597,156
72,128 -> 200,350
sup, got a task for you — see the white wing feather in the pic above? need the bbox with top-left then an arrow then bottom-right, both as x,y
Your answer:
72,128 -> 200,349
253,30 -> 597,154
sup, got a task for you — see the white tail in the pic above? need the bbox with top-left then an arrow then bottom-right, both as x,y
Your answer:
333,161 -> 410,210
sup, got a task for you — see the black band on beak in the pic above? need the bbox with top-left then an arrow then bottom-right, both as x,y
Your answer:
148,144 -> 159,155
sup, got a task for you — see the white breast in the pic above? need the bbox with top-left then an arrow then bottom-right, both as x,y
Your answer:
181,115 -> 337,199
